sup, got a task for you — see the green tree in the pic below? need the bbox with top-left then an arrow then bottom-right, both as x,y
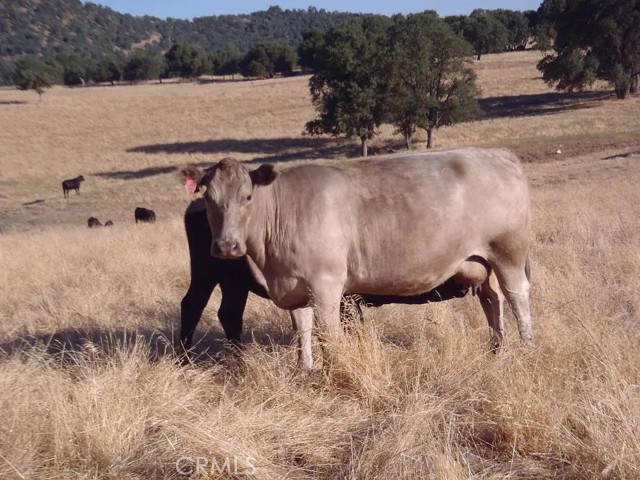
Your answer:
164,42 -> 210,79
93,56 -> 123,85
0,58 -> 16,86
387,13 -> 480,149
463,9 -> 509,60
492,9 -> 530,50
211,47 -> 243,79
123,52 -> 164,83
306,16 -> 390,157
164,42 -> 194,79
53,54 -> 95,86
13,55 -> 54,99
190,46 -> 212,77
298,29 -> 325,72
239,40 -> 297,78
537,0 -> 640,99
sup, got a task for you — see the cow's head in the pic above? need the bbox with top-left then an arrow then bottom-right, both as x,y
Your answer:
181,159 -> 278,259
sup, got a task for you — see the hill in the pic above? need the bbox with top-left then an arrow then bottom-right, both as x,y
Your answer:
0,1 -> 360,59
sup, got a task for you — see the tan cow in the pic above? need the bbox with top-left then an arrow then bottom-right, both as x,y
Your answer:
183,148 -> 532,371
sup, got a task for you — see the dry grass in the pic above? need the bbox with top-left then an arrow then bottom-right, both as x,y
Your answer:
1,50 -> 640,478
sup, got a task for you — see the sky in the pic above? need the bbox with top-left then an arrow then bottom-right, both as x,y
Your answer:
82,1 -> 542,20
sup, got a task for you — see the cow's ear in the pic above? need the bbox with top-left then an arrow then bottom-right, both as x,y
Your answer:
250,164 -> 278,186
181,165 -> 204,195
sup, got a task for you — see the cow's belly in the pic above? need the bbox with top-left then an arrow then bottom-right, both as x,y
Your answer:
346,262 -> 457,296
345,238 -> 483,296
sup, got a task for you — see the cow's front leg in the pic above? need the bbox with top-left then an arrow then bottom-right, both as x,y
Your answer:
290,307 -> 314,372
311,283 -> 344,370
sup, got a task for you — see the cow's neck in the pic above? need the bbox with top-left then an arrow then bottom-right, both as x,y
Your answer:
245,182 -> 277,270
246,178 -> 298,271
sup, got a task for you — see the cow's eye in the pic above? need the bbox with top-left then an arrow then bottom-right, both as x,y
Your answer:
246,194 -> 252,202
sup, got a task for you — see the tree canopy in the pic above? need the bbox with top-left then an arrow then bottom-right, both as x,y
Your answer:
122,52 -> 164,83
387,13 -> 480,149
537,0 -> 640,99
306,16 -> 391,157
306,13 -> 481,155
164,43 -> 211,79
239,41 -> 298,78
13,56 -> 55,99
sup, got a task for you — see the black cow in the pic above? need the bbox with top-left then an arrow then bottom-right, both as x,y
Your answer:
135,207 -> 156,223
179,199 -> 469,357
62,175 -> 85,198
87,217 -> 102,228
104,220 -> 114,227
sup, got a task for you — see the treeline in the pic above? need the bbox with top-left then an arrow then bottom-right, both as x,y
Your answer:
0,1 -> 360,67
7,39 -> 300,90
1,6 -> 539,87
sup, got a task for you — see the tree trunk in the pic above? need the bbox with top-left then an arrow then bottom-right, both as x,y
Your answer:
360,137 -> 368,157
405,132 -> 411,150
615,76 -> 630,99
426,127 -> 435,149
615,83 -> 629,99
630,74 -> 639,94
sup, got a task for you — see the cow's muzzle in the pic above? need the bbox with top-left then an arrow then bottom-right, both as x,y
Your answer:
211,237 -> 245,259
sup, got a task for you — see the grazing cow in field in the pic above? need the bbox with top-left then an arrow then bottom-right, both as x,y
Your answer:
104,220 -> 114,227
178,198 -> 470,357
87,217 -> 102,228
182,147 -> 531,371
62,175 -> 85,198
135,207 -> 156,223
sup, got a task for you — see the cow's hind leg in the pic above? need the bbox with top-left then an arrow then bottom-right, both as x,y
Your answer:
477,271 -> 505,351
493,263 -> 533,347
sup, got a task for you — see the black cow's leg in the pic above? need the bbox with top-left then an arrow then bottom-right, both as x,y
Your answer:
178,278 -> 218,359
217,282 -> 250,348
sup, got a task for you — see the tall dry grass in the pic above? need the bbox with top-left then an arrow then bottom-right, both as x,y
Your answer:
1,51 -> 640,478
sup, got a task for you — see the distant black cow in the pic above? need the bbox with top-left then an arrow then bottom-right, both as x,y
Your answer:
135,207 -> 156,223
87,217 -> 102,228
178,199 -> 469,357
104,220 -> 114,227
62,175 -> 85,198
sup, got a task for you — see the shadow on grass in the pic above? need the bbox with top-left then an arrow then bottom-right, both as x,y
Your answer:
479,90 -> 611,119
0,323 -> 297,367
92,137 -> 404,181
126,136 -> 354,163
93,165 -> 179,180
0,100 -> 27,105
602,149 -> 640,160
22,199 -> 46,206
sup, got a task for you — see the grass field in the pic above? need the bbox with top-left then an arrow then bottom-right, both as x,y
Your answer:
1,50 -> 640,478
